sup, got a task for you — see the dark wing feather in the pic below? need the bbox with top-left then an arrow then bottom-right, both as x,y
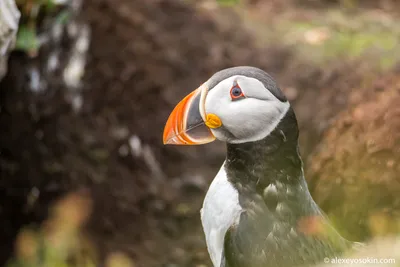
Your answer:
223,193 -> 352,267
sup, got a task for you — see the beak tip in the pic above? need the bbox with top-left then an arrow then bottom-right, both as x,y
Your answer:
162,128 -> 179,145
162,131 -> 172,145
162,137 -> 173,145
163,135 -> 185,145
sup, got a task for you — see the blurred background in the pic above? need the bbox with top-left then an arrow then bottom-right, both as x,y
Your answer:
1,0 -> 400,266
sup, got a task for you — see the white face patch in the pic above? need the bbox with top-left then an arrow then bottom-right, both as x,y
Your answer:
204,75 -> 290,144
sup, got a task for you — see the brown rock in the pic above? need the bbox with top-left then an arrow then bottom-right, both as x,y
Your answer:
307,71 -> 400,241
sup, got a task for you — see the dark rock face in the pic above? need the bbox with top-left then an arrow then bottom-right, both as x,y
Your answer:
307,71 -> 400,241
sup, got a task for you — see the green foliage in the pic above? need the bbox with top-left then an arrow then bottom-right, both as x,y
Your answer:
14,0 -> 72,55
16,0 -> 59,11
216,0 -> 240,6
15,26 -> 39,54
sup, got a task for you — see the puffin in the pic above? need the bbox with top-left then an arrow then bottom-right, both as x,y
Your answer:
163,66 -> 361,267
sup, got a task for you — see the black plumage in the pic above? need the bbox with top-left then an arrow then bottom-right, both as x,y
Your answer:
222,108 -> 353,267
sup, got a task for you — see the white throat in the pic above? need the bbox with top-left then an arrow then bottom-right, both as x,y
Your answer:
226,99 -> 290,144
200,163 -> 242,267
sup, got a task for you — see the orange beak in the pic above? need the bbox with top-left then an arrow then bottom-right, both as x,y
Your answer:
163,86 -> 216,145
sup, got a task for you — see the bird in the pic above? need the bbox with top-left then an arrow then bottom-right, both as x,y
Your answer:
163,66 -> 362,267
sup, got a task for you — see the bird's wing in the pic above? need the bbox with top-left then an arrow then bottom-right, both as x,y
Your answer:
223,208 -> 276,267
222,193 -> 353,267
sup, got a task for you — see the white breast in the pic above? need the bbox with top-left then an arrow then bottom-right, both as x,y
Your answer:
200,162 -> 242,267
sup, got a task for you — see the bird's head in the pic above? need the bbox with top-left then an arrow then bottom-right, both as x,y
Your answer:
163,66 -> 290,145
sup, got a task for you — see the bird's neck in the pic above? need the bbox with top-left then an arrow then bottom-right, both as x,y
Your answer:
225,107 -> 303,187
225,108 -> 318,218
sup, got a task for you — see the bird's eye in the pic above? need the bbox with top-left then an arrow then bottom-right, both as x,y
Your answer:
230,85 -> 244,100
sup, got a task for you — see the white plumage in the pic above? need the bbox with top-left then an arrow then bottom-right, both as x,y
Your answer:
200,163 -> 242,267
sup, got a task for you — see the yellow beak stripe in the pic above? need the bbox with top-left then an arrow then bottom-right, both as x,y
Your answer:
205,114 -> 222,129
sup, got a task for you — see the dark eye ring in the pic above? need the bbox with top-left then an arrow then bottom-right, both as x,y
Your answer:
230,85 -> 244,100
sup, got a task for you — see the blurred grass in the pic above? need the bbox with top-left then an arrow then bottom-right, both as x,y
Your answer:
239,5 -> 400,70
216,0 -> 240,6
280,10 -> 400,69
5,192 -> 135,267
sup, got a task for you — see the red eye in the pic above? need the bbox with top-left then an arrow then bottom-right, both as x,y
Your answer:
230,84 -> 244,100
